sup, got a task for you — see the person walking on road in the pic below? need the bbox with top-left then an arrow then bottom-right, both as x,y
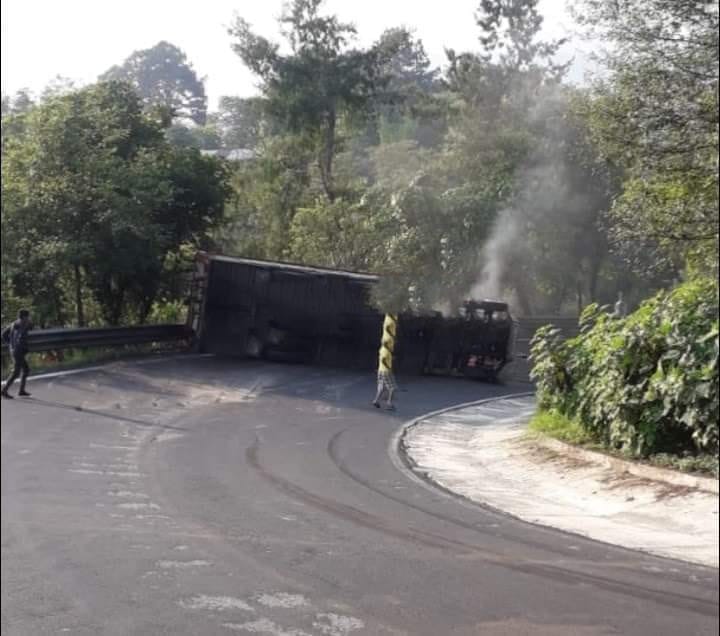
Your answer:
1,309 -> 34,399
373,367 -> 398,411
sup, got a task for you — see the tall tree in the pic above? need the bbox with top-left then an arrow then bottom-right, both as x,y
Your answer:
476,0 -> 567,73
100,41 -> 208,125
370,28 -> 446,147
575,0 -> 719,271
229,0 -> 386,201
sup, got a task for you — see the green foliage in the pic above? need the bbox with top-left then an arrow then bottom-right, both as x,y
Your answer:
230,0 -> 383,202
475,0 -> 567,74
531,278 -> 719,457
218,0 -> 641,317
1,81 -> 228,326
210,97 -> 269,150
288,195 -> 392,270
220,134 -> 314,259
574,0 -> 719,270
166,123 -> 221,150
147,300 -> 187,324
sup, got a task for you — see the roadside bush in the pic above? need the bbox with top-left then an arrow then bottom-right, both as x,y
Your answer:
530,278 -> 719,458
147,299 -> 187,324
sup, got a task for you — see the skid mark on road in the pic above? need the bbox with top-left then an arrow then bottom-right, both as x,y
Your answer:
246,435 -> 479,553
250,430 -> 717,618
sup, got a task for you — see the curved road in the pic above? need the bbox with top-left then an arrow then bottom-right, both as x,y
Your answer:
1,356 -> 718,635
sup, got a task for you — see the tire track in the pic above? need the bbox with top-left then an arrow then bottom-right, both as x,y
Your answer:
248,436 -> 718,618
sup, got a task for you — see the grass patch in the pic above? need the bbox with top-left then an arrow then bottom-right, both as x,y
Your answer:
529,409 -> 719,478
528,409 -> 596,446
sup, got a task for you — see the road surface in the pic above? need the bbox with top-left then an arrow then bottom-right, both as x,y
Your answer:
1,356 -> 718,635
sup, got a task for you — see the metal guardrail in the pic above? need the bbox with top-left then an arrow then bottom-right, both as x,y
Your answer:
1,324 -> 193,354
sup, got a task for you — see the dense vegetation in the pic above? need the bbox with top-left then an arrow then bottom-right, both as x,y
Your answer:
2,82 -> 228,326
528,0 -> 719,463
531,278 -> 718,466
2,0 -> 717,333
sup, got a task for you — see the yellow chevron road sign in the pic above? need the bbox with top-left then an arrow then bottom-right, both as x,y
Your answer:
378,314 -> 398,372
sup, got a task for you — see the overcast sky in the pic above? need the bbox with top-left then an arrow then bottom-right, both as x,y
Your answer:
1,0 -> 595,109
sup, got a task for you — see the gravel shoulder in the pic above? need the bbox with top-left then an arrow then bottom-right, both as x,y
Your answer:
402,395 -> 719,568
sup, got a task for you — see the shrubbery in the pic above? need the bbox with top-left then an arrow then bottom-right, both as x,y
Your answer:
530,279 -> 719,459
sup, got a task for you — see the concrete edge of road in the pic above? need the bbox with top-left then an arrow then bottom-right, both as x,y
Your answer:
387,391 -> 536,511
390,392 -> 719,530
391,392 -> 718,498
530,435 -> 719,495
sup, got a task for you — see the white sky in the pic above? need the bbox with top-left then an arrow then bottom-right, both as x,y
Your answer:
1,0 -> 594,110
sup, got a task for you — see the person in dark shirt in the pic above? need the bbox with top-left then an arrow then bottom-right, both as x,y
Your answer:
1,309 -> 33,399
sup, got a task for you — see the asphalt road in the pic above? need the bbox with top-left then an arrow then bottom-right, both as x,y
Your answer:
1,356 -> 718,636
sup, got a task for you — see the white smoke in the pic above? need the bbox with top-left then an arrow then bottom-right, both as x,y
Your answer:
471,210 -> 521,302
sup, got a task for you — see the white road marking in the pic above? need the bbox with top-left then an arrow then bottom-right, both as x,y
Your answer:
255,593 -> 309,609
223,618 -> 312,636
89,444 -> 136,450
178,595 -> 255,612
156,560 -> 212,569
153,431 -> 186,442
313,613 -> 365,635
68,469 -> 144,478
107,491 -> 150,499
117,502 -> 161,510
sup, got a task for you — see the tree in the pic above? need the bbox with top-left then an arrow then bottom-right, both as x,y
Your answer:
1,81 -> 227,326
574,0 -> 719,271
370,28 -> 446,147
1,89 -> 34,116
367,0 -> 571,312
476,0 -> 567,73
100,41 -> 208,124
210,96 -> 269,149
229,0 -> 386,201
220,134 -> 314,259
1,90 -> 35,154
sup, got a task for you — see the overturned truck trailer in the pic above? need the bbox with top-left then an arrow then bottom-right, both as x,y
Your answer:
189,253 -> 516,381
